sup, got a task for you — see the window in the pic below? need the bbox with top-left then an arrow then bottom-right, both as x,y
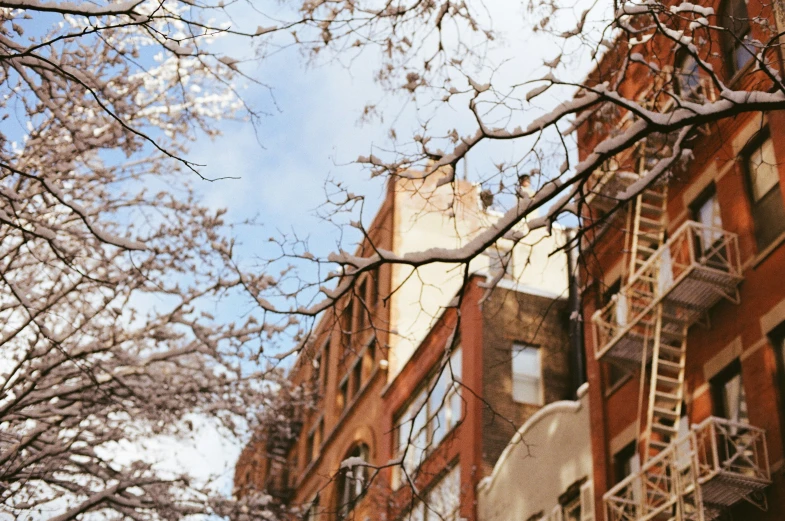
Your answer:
393,347 -> 462,488
614,442 -> 639,484
711,360 -> 748,425
674,49 -> 701,99
351,360 -> 362,398
557,478 -> 594,521
692,185 -> 723,252
771,324 -> 785,450
306,430 -> 315,464
743,134 -> 785,250
356,278 -> 368,332
367,268 -> 379,309
337,444 -> 369,519
400,465 -> 460,521
341,300 -> 354,351
363,339 -> 376,379
512,343 -> 543,405
601,278 -> 627,328
303,495 -> 320,521
321,339 -> 330,390
306,418 -> 323,465
720,0 -> 754,77
338,379 -> 348,411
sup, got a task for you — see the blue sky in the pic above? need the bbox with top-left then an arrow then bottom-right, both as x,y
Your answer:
105,0 -> 604,499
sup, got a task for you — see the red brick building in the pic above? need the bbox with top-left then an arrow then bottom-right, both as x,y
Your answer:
234,174 -> 578,520
577,1 -> 785,519
383,274 -> 574,521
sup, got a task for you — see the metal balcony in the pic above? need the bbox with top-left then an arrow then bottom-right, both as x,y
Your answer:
604,417 -> 771,521
691,417 -> 771,508
593,221 -> 742,366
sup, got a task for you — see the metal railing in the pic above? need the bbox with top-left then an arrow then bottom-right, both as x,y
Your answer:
593,221 -> 742,361
604,417 -> 771,521
692,416 -> 771,487
605,443 -> 682,521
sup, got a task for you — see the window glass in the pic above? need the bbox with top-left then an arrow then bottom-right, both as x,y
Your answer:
338,444 -> 369,519
429,465 -> 461,520
721,0 -> 754,75
512,344 -> 542,404
745,135 -> 785,250
748,137 -> 779,202
696,191 -> 723,249
304,495 -> 320,521
721,373 -> 749,424
676,52 -> 700,97
563,496 -> 581,521
403,466 -> 460,521
393,347 -> 463,488
351,361 -> 362,398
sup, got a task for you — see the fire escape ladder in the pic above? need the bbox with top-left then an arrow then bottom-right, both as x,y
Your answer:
628,184 -> 668,278
642,305 -> 687,463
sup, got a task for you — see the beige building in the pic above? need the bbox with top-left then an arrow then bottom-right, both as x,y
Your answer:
387,173 -> 569,377
477,383 -> 594,521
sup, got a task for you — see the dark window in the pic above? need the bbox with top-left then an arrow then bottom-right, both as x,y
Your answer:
306,419 -> 323,464
337,444 -> 369,519
743,132 -> 785,251
710,359 -> 748,424
303,495 -> 320,521
341,300 -> 354,353
305,431 -> 314,465
363,339 -> 376,380
338,379 -> 348,411
770,323 -> 785,452
614,441 -> 639,484
351,360 -> 362,398
601,278 -> 622,308
321,339 -> 330,390
356,278 -> 368,332
368,267 -> 380,310
720,0 -> 754,77
674,48 -> 701,99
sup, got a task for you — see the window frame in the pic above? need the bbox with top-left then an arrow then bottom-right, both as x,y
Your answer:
398,463 -> 461,521
337,443 -> 370,520
769,322 -> 785,456
719,0 -> 754,79
613,441 -> 639,484
392,346 -> 463,488
511,342 -> 544,405
741,130 -> 785,251
709,358 -> 748,424
673,48 -> 701,100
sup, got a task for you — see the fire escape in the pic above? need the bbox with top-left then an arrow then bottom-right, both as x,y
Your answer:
586,118 -> 772,520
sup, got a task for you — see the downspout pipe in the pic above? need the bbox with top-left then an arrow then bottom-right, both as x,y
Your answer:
565,227 -> 586,398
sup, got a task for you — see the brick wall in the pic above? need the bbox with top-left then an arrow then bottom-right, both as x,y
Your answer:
480,286 -> 571,476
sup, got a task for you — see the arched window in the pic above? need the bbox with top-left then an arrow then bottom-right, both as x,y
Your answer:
337,443 -> 369,519
719,0 -> 754,77
674,48 -> 701,100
